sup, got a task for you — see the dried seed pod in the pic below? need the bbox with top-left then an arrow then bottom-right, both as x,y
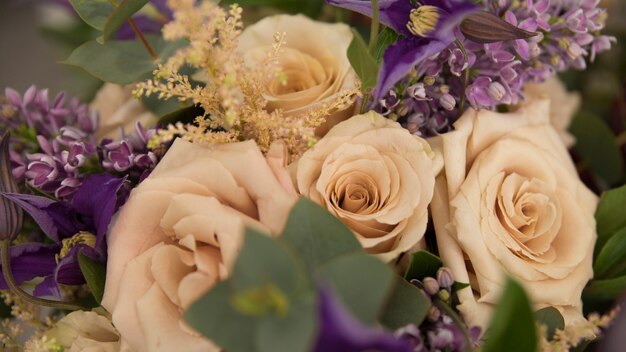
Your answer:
460,11 -> 537,44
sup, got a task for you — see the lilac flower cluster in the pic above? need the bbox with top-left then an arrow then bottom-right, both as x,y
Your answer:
0,86 -> 160,199
396,267 -> 481,352
381,0 -> 615,137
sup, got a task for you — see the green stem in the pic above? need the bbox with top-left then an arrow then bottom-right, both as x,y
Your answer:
368,0 -> 380,55
1,240 -> 86,311
454,39 -> 470,117
434,297 -> 475,352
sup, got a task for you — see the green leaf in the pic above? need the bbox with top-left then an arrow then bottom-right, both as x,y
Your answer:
63,36 -> 185,84
185,281 -> 258,352
185,230 -> 316,352
77,252 -> 107,304
347,29 -> 379,91
257,296 -> 316,352
594,227 -> 626,278
451,281 -> 470,292
373,27 -> 400,64
570,111 -> 624,185
101,0 -> 150,42
232,229 -> 309,297
583,275 -> 626,301
595,184 -> 626,254
280,198 -> 361,273
316,253 -> 394,324
404,250 -> 443,281
379,278 -> 431,329
482,278 -> 537,352
69,0 -> 115,31
534,307 -> 565,340
155,104 -> 202,125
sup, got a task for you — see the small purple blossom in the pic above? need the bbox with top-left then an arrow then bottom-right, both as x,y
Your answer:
0,174 -> 126,297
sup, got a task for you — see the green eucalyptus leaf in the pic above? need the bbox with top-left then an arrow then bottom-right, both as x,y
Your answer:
534,307 -> 565,340
232,229 -> 309,296
280,198 -> 361,273
347,29 -> 378,91
373,27 -> 400,64
316,253 -> 394,324
185,229 -> 316,352
69,0 -> 115,31
404,250 -> 443,281
482,278 -> 537,352
379,278 -> 430,329
594,227 -> 626,278
77,252 -> 107,304
583,275 -> 626,301
595,184 -> 626,254
185,281 -> 258,352
256,295 -> 316,352
570,111 -> 624,185
62,36 -> 185,84
101,0 -> 150,42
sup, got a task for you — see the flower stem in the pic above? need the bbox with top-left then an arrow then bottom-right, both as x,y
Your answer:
108,0 -> 158,60
434,297 -> 476,352
128,18 -> 158,60
368,0 -> 380,55
455,39 -> 470,117
1,239 -> 86,311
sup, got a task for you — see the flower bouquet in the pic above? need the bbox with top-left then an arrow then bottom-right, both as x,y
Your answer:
0,0 -> 625,351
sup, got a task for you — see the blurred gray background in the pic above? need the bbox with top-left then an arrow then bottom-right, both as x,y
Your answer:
0,0 -> 96,98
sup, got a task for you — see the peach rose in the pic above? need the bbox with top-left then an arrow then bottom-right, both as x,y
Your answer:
238,14 -> 358,136
523,77 -> 580,147
430,99 -> 597,330
101,139 -> 297,352
90,83 -> 156,140
45,310 -> 126,352
293,111 -> 441,262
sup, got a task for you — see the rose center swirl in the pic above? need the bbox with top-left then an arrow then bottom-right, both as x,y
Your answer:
492,172 -> 562,261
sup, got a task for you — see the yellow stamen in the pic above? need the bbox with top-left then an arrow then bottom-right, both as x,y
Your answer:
407,6 -> 439,37
56,231 -> 97,263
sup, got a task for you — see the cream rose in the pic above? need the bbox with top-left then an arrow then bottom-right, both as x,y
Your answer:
431,99 -> 597,330
238,14 -> 358,136
293,111 -> 440,262
45,310 -> 126,352
523,77 -> 580,147
90,83 -> 156,140
101,139 -> 297,352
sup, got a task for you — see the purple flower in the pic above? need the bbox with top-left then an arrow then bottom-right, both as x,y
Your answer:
326,0 -> 478,99
312,286 -> 412,352
0,174 -> 126,297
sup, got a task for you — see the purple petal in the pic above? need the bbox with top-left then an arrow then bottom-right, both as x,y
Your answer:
325,0 -> 414,36
312,286 -> 412,352
54,245 -> 102,285
71,174 -> 125,241
375,37 -> 448,100
0,243 -> 58,290
115,15 -> 163,40
33,275 -> 61,298
0,193 -> 59,242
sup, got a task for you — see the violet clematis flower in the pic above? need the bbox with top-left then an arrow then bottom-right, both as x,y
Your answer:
326,0 -> 478,100
0,174 -> 126,297
312,286 -> 413,352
